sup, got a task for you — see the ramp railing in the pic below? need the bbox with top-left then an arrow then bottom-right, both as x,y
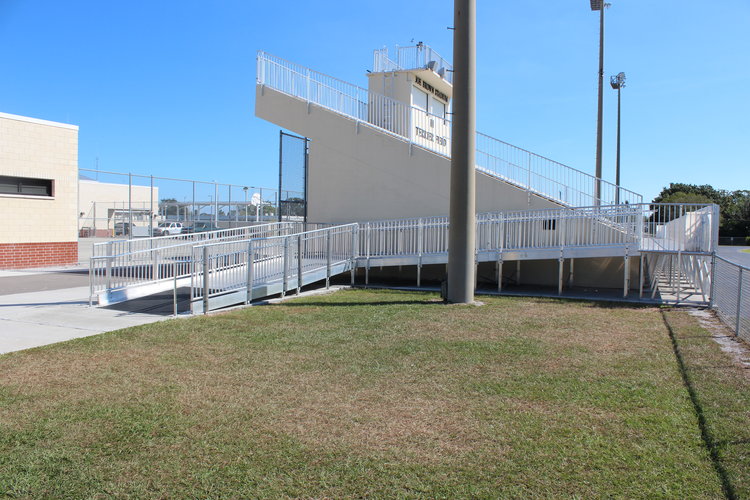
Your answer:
191,224 -> 358,312
91,222 -> 306,260
89,222 -> 321,299
257,51 -> 643,207
90,203 -> 718,309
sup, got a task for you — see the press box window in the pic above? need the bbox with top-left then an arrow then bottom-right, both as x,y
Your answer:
0,175 -> 54,197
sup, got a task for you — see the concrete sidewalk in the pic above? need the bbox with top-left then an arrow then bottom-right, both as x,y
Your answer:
0,284 -> 178,355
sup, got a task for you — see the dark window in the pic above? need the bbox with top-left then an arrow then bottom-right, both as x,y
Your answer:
0,176 -> 53,197
542,219 -> 557,230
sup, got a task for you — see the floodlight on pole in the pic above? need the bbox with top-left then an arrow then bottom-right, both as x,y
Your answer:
590,0 -> 610,205
610,72 -> 626,204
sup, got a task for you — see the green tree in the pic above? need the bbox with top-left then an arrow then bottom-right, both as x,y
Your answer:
160,198 -> 179,216
652,183 -> 750,237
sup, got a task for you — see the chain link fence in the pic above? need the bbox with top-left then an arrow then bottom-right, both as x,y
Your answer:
712,255 -> 750,341
78,169 -> 303,239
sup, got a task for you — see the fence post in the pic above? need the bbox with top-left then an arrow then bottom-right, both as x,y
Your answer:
246,240 -> 254,304
282,237 -> 289,297
202,246 -> 209,315
326,229 -> 331,289
736,268 -> 744,336
709,253 -> 717,308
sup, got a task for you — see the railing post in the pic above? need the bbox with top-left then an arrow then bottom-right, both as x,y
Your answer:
708,253 -> 716,308
350,226 -> 357,285
526,153 -> 532,204
306,68 -> 311,103
106,255 -> 113,291
365,222 -> 371,285
736,268 -> 744,336
297,234 -> 303,295
88,257 -> 94,306
326,230 -> 332,289
173,261 -> 178,317
105,241 -> 114,290
202,246 -> 209,315
417,218 -> 423,287
676,252 -> 682,303
246,240 -> 254,304
282,237 -> 289,297
153,249 -> 160,281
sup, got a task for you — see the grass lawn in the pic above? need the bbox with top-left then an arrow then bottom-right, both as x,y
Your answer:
1,289 -> 748,498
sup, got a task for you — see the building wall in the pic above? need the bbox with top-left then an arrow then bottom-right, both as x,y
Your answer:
0,112 -> 78,268
78,179 -> 159,235
256,86 -> 560,224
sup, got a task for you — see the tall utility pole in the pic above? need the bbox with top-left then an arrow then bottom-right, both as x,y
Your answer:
590,0 -> 608,205
610,72 -> 626,204
447,0 -> 476,304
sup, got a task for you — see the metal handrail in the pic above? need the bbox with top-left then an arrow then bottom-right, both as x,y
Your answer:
256,51 -> 643,207
89,222 -> 313,296
190,224 -> 359,311
90,204 -> 718,312
373,45 -> 454,84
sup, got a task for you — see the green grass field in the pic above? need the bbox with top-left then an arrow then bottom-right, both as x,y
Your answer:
1,289 -> 748,498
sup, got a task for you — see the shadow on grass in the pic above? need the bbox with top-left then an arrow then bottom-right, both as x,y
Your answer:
277,300 -> 444,308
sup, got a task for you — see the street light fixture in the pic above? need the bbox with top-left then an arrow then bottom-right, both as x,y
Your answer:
610,72 -> 626,204
590,0 -> 610,205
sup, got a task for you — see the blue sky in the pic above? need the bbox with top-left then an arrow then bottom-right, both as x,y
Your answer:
1,0 -> 748,202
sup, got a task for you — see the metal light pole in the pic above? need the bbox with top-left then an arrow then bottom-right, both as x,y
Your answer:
610,72 -> 626,204
243,186 -> 249,222
447,0 -> 477,304
590,0 -> 609,205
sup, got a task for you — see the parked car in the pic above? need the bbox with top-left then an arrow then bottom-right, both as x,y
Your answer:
113,222 -> 133,236
183,221 -> 220,234
154,222 -> 183,236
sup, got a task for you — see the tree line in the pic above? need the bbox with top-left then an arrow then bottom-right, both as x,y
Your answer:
653,183 -> 750,238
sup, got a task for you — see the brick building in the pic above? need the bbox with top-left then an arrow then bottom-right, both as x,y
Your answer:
0,112 -> 79,269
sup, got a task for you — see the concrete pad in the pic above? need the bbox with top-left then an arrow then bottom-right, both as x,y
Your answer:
0,286 -> 175,355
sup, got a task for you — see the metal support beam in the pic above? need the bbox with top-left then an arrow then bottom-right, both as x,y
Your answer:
568,258 -> 575,288
623,255 -> 630,298
558,258 -> 564,295
447,0 -> 477,304
639,254 -> 645,299
497,257 -> 503,292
